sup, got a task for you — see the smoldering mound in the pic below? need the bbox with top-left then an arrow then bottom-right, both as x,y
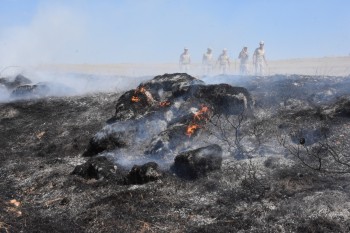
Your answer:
82,73 -> 253,169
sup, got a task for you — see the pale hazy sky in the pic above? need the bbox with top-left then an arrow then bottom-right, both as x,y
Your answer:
0,0 -> 349,65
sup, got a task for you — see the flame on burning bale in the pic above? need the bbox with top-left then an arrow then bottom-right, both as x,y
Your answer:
131,86 -> 171,108
131,96 -> 141,102
186,105 -> 211,137
131,86 -> 155,105
186,124 -> 200,137
193,105 -> 209,121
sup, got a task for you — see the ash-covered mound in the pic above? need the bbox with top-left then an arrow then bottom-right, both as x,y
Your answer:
0,73 -> 77,100
83,73 -> 252,173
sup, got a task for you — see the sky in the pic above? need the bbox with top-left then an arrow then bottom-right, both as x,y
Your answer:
0,0 -> 349,65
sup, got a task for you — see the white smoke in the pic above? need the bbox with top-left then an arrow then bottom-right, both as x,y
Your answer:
0,3 -> 86,67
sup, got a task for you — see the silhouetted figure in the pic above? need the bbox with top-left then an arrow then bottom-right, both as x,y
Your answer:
217,48 -> 230,74
253,41 -> 267,76
179,47 -> 191,72
202,48 -> 214,75
238,47 -> 249,75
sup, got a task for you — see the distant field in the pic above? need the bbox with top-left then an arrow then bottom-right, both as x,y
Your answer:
36,56 -> 350,77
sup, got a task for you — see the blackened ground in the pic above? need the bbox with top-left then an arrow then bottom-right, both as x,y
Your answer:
1,75 -> 350,232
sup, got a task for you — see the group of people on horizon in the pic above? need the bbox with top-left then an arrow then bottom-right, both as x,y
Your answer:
179,41 -> 267,76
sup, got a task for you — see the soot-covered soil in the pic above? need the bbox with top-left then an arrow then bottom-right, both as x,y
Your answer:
1,74 -> 350,232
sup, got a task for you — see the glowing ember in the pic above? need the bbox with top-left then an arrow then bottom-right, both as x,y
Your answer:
159,101 -> 171,107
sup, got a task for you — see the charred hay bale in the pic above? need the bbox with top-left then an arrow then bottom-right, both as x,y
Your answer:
83,133 -> 127,157
143,73 -> 204,96
10,83 -> 50,99
0,74 -> 32,90
114,89 -> 150,121
172,144 -> 223,179
126,162 -> 162,185
193,84 -> 253,115
71,156 -> 126,183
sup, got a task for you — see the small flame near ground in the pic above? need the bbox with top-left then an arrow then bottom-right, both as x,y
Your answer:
131,86 -> 146,103
186,104 -> 210,137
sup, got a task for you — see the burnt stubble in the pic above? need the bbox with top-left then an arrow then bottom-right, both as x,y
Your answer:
1,73 -> 350,232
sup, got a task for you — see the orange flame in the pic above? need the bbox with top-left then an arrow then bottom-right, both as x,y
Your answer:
186,105 -> 210,137
186,124 -> 200,137
131,96 -> 141,102
131,86 -> 156,104
193,105 -> 209,121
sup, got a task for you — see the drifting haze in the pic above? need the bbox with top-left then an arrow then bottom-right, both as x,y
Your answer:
0,0 -> 350,66
0,3 -> 86,66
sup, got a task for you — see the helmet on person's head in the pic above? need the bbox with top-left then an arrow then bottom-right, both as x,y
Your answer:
259,41 -> 264,45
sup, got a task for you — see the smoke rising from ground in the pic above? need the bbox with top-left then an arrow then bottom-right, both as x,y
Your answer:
0,68 -> 151,103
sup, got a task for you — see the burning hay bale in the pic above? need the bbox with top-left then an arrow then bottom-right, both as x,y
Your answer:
83,73 -> 252,173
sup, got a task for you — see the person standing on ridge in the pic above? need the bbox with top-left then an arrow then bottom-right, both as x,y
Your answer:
202,48 -> 214,75
179,47 -> 191,72
238,46 -> 249,75
217,48 -> 230,74
253,41 -> 267,76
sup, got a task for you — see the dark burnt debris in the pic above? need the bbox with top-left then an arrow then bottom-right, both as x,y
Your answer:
2,73 -> 350,232
172,144 -> 223,179
126,162 -> 162,184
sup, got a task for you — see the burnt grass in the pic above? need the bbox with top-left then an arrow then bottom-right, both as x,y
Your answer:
2,75 -> 350,232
